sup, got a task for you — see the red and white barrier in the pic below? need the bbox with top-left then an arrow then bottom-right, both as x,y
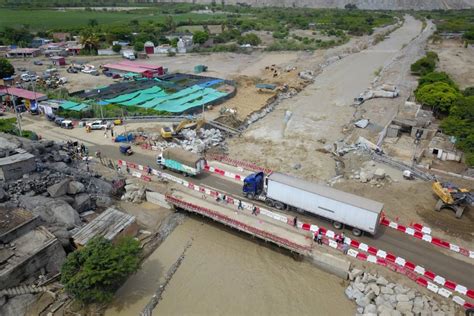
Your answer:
206,154 -> 273,174
204,164 -> 244,182
117,158 -> 474,309
380,217 -> 473,259
411,222 -> 432,235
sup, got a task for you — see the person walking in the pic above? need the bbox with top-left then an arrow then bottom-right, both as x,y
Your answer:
316,230 -> 323,245
126,165 -> 130,174
238,200 -> 243,210
147,165 -> 152,175
293,216 -> 298,227
340,232 -> 346,245
252,205 -> 258,215
342,243 -> 349,255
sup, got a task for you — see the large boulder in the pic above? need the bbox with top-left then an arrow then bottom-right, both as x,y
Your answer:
67,181 -> 85,195
74,193 -> 92,213
47,179 -> 71,198
0,294 -> 36,316
0,188 -> 9,202
19,196 -> 80,229
96,195 -> 113,208
88,178 -> 112,195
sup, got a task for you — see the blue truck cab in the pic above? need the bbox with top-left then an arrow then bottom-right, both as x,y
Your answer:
243,172 -> 265,198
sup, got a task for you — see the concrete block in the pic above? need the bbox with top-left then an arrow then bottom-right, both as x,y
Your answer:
146,191 -> 171,209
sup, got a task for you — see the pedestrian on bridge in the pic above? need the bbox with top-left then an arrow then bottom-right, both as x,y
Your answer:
252,205 -> 258,215
238,200 -> 243,210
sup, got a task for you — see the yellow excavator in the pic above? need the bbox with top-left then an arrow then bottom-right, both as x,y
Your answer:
160,118 -> 206,141
432,180 -> 473,218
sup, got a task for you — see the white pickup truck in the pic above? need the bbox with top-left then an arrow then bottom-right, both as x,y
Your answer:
86,120 -> 110,130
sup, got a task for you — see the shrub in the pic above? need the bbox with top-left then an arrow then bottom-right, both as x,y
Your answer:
61,236 -> 141,304
418,71 -> 456,88
415,82 -> 460,115
112,44 -> 122,53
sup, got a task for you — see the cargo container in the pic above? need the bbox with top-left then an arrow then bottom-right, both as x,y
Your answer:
243,172 -> 383,236
157,147 -> 206,177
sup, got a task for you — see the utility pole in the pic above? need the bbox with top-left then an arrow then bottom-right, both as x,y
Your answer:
5,84 -> 22,136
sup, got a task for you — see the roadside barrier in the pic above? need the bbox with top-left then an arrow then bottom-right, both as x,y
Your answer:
206,154 -> 273,174
380,217 -> 473,259
165,194 -> 311,254
204,164 -> 244,182
117,158 -> 474,309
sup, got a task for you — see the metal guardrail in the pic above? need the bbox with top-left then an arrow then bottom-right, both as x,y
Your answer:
82,115 -> 195,123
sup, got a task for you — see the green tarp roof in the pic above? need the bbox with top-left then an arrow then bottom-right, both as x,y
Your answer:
60,101 -> 79,109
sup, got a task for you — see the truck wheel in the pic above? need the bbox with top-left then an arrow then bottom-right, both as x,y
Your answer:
265,199 -> 274,207
352,228 -> 362,237
434,199 -> 444,211
333,221 -> 343,230
274,202 -> 285,210
159,164 -> 165,170
246,192 -> 255,199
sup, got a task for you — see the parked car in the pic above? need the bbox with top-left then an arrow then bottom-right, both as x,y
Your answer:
86,120 -> 110,130
46,113 -> 56,121
33,61 -> 43,66
21,73 -> 38,82
61,120 -> 74,129
54,117 -> 65,125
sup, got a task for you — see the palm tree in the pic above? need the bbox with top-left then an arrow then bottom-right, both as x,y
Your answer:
80,28 -> 100,54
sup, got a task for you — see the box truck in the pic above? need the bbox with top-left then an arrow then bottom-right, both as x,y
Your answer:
157,147 -> 206,177
243,172 -> 383,236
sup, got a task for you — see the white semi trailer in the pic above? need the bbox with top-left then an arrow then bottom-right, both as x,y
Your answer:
243,172 -> 384,236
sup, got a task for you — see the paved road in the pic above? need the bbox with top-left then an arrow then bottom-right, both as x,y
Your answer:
93,145 -> 474,290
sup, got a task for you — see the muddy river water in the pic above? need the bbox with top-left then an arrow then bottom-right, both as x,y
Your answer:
106,217 -> 355,316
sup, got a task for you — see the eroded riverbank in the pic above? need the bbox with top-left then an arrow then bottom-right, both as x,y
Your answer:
106,217 -> 355,315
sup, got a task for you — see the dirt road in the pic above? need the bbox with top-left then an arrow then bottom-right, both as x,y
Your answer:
228,16 -> 424,180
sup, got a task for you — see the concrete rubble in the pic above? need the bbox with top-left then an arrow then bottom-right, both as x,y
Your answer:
0,133 -> 118,314
346,268 -> 457,316
121,179 -> 146,203
145,128 -> 226,154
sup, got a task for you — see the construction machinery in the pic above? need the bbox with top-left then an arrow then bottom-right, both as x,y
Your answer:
160,118 -> 206,140
432,181 -> 474,218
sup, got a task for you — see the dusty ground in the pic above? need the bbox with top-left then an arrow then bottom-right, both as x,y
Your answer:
428,39 -> 474,89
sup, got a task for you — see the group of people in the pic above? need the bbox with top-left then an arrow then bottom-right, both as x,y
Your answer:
214,194 -> 259,216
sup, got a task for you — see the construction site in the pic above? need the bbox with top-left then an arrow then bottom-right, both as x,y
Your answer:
0,11 -> 473,316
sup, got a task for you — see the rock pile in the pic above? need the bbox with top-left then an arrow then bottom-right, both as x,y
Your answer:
121,179 -> 146,203
345,268 -> 457,315
145,128 -> 225,154
0,134 -> 115,246
350,161 -> 391,188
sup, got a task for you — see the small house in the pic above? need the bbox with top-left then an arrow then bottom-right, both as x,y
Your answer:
428,135 -> 463,162
72,208 -> 138,248
144,41 -> 155,55
6,48 -> 41,58
50,56 -> 66,66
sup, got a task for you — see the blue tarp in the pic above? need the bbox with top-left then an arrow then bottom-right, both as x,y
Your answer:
199,79 -> 223,88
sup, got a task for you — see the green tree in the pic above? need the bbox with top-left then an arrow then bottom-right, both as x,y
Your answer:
410,56 -> 436,75
61,236 -> 141,304
88,19 -> 99,28
418,71 -> 456,88
134,41 -> 144,52
415,82 -> 460,115
238,33 -> 262,46
463,87 -> 474,97
80,28 -> 100,54
193,31 -> 210,44
112,44 -> 122,53
0,58 -> 15,78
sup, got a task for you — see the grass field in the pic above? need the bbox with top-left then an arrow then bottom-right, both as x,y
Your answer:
0,8 -> 227,30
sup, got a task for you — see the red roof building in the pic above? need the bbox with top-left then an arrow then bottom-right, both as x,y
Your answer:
103,61 -> 164,77
0,87 -> 47,101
